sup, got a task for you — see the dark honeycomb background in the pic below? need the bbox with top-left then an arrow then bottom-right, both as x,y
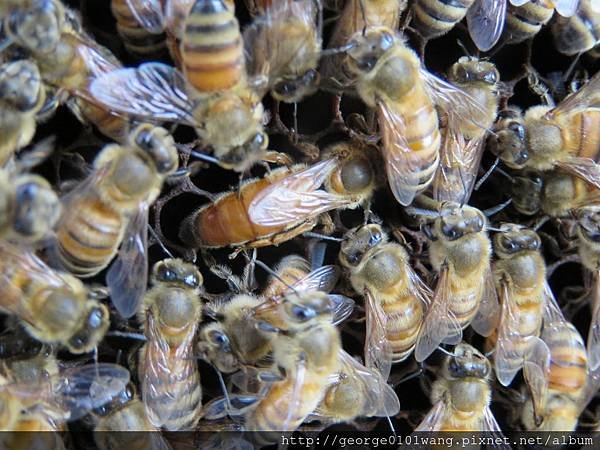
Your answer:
6,0 -> 600,447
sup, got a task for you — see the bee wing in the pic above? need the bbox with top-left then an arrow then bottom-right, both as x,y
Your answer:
548,71 -> 600,117
494,281 -> 524,386
164,0 -> 195,38
542,280 -> 568,324
509,0 -> 530,5
74,38 -> 122,81
522,335 -> 551,427
377,100 -> 438,206
406,264 -> 433,308
124,0 -> 166,33
414,264 -> 463,362
283,356 -> 308,430
421,70 -> 490,132
338,350 -> 401,417
248,159 -> 351,227
106,203 -> 149,319
55,363 -> 131,421
554,0 -> 579,16
89,63 -> 196,124
471,266 -> 501,337
364,288 -> 393,381
434,128 -> 485,204
588,274 -> 600,370
556,156 -> 600,190
466,0 -> 507,51
328,294 -> 355,325
243,0 -> 319,82
481,406 -> 512,450
291,265 -> 340,294
414,398 -> 447,432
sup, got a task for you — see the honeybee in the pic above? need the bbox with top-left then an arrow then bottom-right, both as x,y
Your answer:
244,292 -> 342,434
415,343 -> 508,441
0,351 -> 130,432
93,384 -> 173,450
49,124 -> 178,319
110,0 -> 168,60
489,67 -> 600,190
0,241 -> 109,354
138,258 -> 204,431
199,257 -> 353,371
414,203 -> 498,362
521,315 -> 591,431
90,0 -> 269,172
0,168 -> 60,245
243,0 -> 322,103
311,349 -> 401,424
492,224 -> 553,396
343,27 -> 487,206
339,224 -> 431,378
0,59 -> 48,166
321,0 -> 403,91
552,0 -> 600,56
183,142 -> 377,250
434,57 -> 501,204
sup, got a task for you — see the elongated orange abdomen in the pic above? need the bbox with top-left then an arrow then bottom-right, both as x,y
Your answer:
179,167 -> 316,248
181,0 -> 244,92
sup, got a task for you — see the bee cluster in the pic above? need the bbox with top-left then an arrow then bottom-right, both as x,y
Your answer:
0,0 -> 599,447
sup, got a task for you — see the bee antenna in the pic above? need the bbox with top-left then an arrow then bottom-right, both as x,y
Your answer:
319,42 -> 357,56
484,348 -> 495,358
533,215 -> 550,231
474,156 -> 500,191
106,331 -> 147,341
249,257 -> 299,295
456,39 -> 472,58
212,364 -> 233,415
404,206 -> 438,218
147,224 -> 175,259
302,232 -> 343,242
482,198 -> 512,217
437,346 -> 455,357
176,145 -> 221,166
358,0 -> 367,36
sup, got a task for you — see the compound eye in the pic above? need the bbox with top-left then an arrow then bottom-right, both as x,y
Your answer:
274,81 -> 297,96
184,274 -> 199,288
291,305 -> 316,321
357,57 -> 377,72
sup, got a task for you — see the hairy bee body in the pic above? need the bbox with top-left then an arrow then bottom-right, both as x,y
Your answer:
576,205 -> 600,271
246,293 -> 341,433
0,60 -> 46,165
552,0 -> 600,55
493,226 -> 546,376
522,322 -> 588,431
0,243 -> 109,353
111,0 -> 168,59
503,1 -> 555,45
138,259 -> 203,431
182,0 -> 245,92
411,0 -> 475,40
179,166 -> 317,249
53,125 -> 177,278
345,28 -> 441,203
340,225 -> 427,362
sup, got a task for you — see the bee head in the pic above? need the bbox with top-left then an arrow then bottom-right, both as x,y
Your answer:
132,125 -> 178,176
339,224 -> 385,267
437,203 -> 485,241
494,224 -> 541,257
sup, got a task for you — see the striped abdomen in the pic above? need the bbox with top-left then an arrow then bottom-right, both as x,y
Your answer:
54,194 -> 124,277
543,321 -> 588,397
552,0 -> 600,56
181,0 -> 244,92
76,99 -> 132,143
396,84 -> 441,197
111,0 -> 167,59
503,0 -> 554,44
382,294 -> 424,362
411,0 -> 475,39
140,338 -> 202,431
564,110 -> 600,161
246,375 -> 328,432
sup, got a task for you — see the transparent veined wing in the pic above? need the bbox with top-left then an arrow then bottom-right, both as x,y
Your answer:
522,335 -> 550,427
248,159 -> 351,226
414,263 -> 463,362
124,0 -> 165,33
471,266 -> 501,337
481,406 -> 512,450
556,156 -> 600,190
554,0 -> 580,16
106,203 -> 149,319
328,294 -> 355,325
467,0 -> 507,51
89,63 -> 196,124
364,288 -> 393,381
588,273 -> 600,370
548,71 -> 600,117
289,265 -> 340,295
414,398 -> 447,431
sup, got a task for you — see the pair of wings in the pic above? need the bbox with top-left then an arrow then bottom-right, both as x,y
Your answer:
467,0 -> 579,53
141,311 -> 201,428
546,71 -> 600,189
587,272 -> 600,371
414,396 -> 510,449
364,265 -> 433,380
414,263 -> 500,363
54,164 -> 150,319
1,362 -> 130,423
377,69 -> 489,206
248,158 -> 355,227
